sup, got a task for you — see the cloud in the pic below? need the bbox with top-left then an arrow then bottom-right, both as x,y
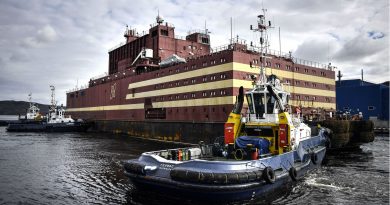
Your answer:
21,25 -> 57,48
0,0 -> 388,104
335,33 -> 386,62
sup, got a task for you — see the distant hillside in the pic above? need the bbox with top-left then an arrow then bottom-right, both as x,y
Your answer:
0,101 -> 50,115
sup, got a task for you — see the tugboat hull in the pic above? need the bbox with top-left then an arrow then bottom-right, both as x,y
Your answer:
124,134 -> 327,203
6,122 -> 90,132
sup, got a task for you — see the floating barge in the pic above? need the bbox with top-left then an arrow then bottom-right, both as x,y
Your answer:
66,13 -> 336,143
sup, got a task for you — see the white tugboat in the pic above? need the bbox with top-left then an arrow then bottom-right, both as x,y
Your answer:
46,85 -> 75,124
7,86 -> 90,132
25,93 -> 42,120
123,10 -> 331,203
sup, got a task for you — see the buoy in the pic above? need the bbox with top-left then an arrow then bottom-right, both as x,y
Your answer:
178,149 -> 182,161
263,166 -> 275,184
289,167 -> 297,181
251,148 -> 258,160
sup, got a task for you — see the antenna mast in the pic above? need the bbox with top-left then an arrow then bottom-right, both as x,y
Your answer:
230,17 -> 233,45
250,8 -> 273,85
50,85 -> 56,112
28,93 -> 32,107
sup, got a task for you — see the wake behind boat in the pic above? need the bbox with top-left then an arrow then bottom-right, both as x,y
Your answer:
123,11 -> 331,203
6,86 -> 90,132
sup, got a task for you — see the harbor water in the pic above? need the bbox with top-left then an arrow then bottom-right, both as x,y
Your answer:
0,126 -> 388,204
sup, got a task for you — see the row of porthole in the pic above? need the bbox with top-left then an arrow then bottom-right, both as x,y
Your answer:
166,107 -> 227,113
155,90 -> 229,102
155,74 -> 228,90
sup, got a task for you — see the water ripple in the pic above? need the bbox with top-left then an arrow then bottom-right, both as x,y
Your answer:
0,127 -> 388,204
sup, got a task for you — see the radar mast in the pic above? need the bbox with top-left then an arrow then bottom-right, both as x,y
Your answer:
250,8 -> 273,87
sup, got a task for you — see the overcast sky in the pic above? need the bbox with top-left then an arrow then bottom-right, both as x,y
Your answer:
0,0 -> 388,105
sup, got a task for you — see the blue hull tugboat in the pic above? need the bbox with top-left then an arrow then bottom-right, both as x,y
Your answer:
123,11 -> 331,203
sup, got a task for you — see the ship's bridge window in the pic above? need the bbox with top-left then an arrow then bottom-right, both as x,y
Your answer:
247,93 -> 270,116
152,30 -> 158,37
265,94 -> 277,114
201,37 -> 209,44
160,29 -> 168,36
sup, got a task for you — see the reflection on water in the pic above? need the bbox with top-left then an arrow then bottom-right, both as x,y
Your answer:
0,127 -> 388,204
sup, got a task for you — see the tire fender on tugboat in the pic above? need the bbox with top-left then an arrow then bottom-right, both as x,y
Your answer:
263,166 -> 275,184
311,152 -> 318,165
289,167 -> 298,181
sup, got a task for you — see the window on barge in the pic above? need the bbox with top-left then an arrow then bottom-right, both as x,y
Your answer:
161,29 -> 168,36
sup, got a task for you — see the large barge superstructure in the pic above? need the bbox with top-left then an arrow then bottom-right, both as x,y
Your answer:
66,15 -> 336,143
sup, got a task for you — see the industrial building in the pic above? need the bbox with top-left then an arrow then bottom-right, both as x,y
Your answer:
336,79 -> 389,121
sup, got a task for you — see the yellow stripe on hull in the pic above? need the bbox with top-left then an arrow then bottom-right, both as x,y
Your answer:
67,97 -> 235,112
126,79 -> 233,99
233,63 -> 335,85
127,62 -> 335,90
128,63 -> 234,89
67,103 -> 144,112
